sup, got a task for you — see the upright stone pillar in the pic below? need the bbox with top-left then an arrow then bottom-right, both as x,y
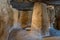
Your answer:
47,6 -> 55,27
41,3 -> 50,36
7,6 -> 14,27
0,0 -> 12,40
54,6 -> 60,30
12,8 -> 18,28
20,11 -> 29,29
31,2 -> 50,37
28,11 -> 32,27
31,2 -> 43,39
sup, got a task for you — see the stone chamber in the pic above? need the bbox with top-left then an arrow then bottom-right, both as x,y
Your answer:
0,0 -> 60,40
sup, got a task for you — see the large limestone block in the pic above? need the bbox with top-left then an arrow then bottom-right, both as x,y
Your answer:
41,3 -> 50,36
20,11 -> 29,29
31,2 -> 43,40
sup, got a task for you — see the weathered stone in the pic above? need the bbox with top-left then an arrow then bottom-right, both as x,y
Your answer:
54,6 -> 60,30
12,8 -> 19,28
41,3 -> 50,36
20,11 -> 29,29
31,2 -> 43,40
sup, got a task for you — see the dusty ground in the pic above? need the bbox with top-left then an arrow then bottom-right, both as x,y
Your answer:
8,29 -> 42,40
8,26 -> 60,40
7,23 -> 60,40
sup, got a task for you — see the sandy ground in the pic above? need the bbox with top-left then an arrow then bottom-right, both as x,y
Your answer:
8,29 -> 60,40
7,23 -> 60,40
8,23 -> 42,40
8,29 -> 42,40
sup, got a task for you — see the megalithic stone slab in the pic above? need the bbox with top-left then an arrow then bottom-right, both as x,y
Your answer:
20,11 -> 29,29
31,2 -> 43,40
41,3 -> 50,36
10,0 -> 34,11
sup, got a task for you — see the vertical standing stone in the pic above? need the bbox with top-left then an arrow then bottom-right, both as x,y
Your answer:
31,2 -> 50,37
47,6 -> 55,27
41,3 -> 50,36
7,6 -> 14,27
0,8 -> 9,40
54,6 -> 60,30
0,0 -> 12,40
18,11 -> 20,23
12,8 -> 18,28
28,11 -> 32,27
31,2 -> 43,39
20,11 -> 29,29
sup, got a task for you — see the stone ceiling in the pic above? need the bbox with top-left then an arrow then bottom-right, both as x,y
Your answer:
10,0 -> 60,11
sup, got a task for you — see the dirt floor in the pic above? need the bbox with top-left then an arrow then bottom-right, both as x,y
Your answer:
7,26 -> 60,40
5,23 -> 60,40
